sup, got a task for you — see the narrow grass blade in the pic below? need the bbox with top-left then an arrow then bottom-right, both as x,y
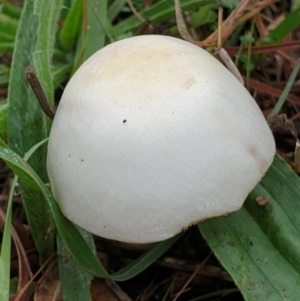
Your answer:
83,0 -> 108,61
59,0 -> 82,50
0,138 -> 48,301
268,62 -> 300,120
0,42 -> 14,52
108,0 -> 126,22
112,234 -> 182,281
0,13 -> 18,42
57,229 -> 94,301
52,63 -> 73,89
0,177 -> 17,301
0,99 -> 8,139
112,0 -> 215,37
1,0 -> 22,19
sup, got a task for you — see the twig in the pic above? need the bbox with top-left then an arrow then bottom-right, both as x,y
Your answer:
126,0 -> 146,23
217,7 -> 223,50
157,256 -> 232,282
172,252 -> 212,301
25,65 -> 56,119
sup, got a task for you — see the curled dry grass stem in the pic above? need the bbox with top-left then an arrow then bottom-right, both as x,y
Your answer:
174,0 -> 195,43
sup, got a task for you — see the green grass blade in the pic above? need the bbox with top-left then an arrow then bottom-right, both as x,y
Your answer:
0,177 -> 17,301
59,0 -> 82,50
0,75 -> 9,88
112,233 -> 182,281
83,0 -> 108,61
112,0 -> 217,37
0,59 -> 69,141
199,155 -> 300,300
0,42 -> 14,52
1,0 -> 22,19
264,7 -> 300,43
52,63 -> 73,88
57,228 -> 94,301
32,0 -> 64,107
107,0 -> 126,22
268,62 -> 300,119
0,100 -> 8,139
0,13 -> 18,42
7,0 -> 62,263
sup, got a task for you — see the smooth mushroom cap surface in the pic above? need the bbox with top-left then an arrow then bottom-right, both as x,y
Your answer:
47,35 -> 275,243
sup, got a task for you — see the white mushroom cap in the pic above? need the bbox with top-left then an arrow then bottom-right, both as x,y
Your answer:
47,35 -> 275,243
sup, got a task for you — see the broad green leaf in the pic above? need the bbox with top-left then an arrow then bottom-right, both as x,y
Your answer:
199,155 -> 300,301
0,62 -> 70,143
0,140 -> 181,281
7,0 -> 62,263
32,0 -> 63,107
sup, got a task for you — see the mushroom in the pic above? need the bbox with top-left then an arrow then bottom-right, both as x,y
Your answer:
47,35 -> 275,243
